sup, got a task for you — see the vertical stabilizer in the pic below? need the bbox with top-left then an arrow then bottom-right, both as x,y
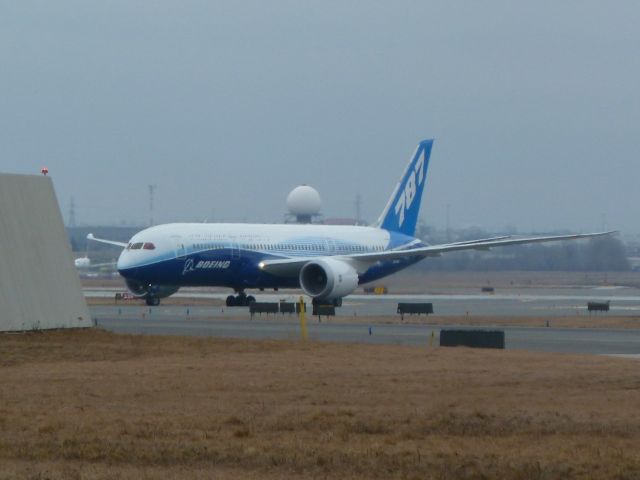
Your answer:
376,139 -> 433,236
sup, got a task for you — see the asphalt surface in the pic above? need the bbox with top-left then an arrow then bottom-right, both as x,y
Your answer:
86,285 -> 640,317
91,304 -> 640,355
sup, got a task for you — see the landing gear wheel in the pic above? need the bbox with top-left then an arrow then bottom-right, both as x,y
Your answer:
146,296 -> 160,306
227,291 -> 255,307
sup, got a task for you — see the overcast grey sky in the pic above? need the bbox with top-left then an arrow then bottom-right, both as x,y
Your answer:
1,1 -> 639,233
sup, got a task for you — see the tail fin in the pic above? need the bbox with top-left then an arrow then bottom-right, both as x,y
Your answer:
376,139 -> 433,236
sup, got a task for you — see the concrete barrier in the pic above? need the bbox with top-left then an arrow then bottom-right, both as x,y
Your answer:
312,304 -> 335,317
279,302 -> 296,314
440,329 -> 505,349
588,301 -> 610,312
115,292 -> 137,302
397,302 -> 434,320
249,302 -> 279,318
0,174 -> 92,331
363,286 -> 388,294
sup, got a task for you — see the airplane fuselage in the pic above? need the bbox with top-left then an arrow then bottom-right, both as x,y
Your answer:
117,223 -> 424,290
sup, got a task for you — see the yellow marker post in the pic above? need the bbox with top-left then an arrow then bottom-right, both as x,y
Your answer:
298,296 -> 308,341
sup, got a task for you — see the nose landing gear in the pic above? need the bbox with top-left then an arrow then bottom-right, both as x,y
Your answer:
145,296 -> 160,306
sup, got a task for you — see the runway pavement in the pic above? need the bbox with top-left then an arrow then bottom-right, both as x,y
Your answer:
85,284 -> 640,317
91,303 -> 640,356
86,282 -> 640,355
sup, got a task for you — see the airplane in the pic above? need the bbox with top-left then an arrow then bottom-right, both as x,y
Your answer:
88,139 -> 614,307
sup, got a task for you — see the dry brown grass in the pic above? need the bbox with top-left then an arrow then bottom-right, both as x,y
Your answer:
1,329 -> 639,479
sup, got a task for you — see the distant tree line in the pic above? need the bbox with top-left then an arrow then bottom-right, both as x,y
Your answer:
417,237 -> 630,272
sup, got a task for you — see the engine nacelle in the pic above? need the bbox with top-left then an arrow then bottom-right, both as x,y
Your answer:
125,279 -> 180,299
299,258 -> 359,300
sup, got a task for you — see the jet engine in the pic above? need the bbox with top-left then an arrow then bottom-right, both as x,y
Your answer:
125,279 -> 180,300
299,258 -> 359,300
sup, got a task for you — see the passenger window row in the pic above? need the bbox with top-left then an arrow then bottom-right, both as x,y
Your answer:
192,243 -> 224,250
133,240 -> 384,254
127,242 -> 156,250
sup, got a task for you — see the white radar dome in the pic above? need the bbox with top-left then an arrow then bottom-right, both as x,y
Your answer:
286,185 -> 321,216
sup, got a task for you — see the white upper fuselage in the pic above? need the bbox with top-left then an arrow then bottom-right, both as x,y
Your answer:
117,222 -> 411,269
116,222 -> 420,290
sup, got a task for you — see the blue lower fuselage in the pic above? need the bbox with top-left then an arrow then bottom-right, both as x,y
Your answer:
119,247 -> 422,290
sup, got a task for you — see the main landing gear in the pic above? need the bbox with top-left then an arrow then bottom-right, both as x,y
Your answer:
226,291 -> 256,307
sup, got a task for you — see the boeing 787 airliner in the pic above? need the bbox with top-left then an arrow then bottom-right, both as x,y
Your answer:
89,140 -> 612,306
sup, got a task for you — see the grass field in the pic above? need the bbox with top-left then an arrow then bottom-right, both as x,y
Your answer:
1,329 -> 639,479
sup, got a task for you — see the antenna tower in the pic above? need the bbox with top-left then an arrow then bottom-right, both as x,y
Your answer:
148,185 -> 157,226
446,203 -> 451,242
69,197 -> 76,227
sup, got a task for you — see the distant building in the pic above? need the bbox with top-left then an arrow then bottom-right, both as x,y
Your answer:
285,185 -> 323,224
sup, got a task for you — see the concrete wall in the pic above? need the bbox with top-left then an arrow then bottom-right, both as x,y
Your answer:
0,174 -> 92,331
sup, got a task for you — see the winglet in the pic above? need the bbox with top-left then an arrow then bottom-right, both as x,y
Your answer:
376,139 -> 433,236
86,233 -> 128,248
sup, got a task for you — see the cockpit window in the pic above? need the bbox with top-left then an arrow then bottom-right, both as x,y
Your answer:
143,242 -> 156,250
131,242 -> 143,250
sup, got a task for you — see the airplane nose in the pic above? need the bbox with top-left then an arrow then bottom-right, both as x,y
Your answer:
116,251 -> 135,273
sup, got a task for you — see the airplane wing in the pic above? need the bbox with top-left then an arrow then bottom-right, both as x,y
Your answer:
259,231 -> 616,276
440,235 -> 512,246
86,233 -> 128,248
